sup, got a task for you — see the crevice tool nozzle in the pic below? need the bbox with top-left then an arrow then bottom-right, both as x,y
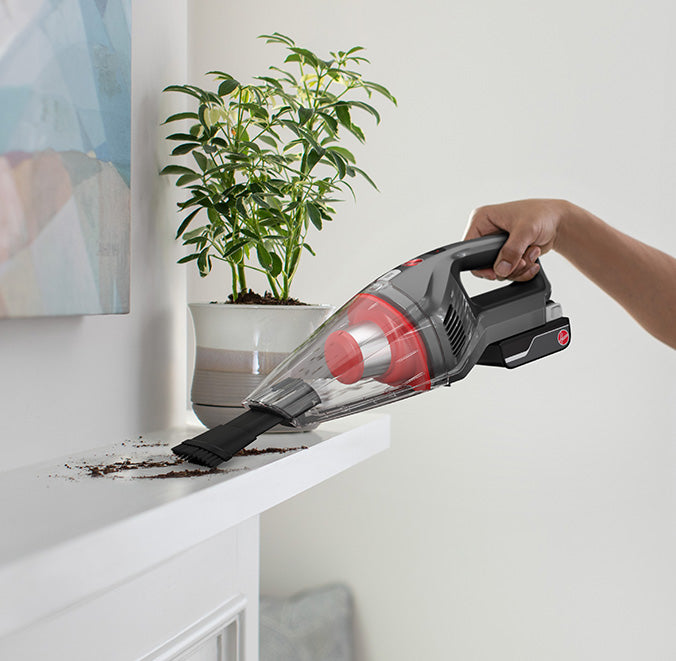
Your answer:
172,409 -> 285,467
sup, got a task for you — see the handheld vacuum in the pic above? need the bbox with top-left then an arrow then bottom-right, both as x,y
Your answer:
173,234 -> 571,467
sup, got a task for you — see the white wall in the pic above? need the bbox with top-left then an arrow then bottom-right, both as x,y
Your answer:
188,2 -> 676,659
0,0 -> 188,471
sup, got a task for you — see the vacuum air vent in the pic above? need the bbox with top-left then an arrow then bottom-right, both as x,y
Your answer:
443,304 -> 467,358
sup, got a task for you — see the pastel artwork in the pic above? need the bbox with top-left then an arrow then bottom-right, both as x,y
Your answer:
0,0 -> 131,317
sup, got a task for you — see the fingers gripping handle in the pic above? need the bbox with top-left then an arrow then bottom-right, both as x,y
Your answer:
449,234 -> 550,316
450,233 -> 509,273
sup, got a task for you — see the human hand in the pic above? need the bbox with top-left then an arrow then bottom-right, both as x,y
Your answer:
463,199 -> 570,281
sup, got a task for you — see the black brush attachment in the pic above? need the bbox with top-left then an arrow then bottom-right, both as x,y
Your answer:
172,409 -> 285,467
173,378 -> 322,467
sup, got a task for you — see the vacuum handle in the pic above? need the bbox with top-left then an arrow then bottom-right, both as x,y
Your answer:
449,233 -> 549,316
449,233 -> 509,273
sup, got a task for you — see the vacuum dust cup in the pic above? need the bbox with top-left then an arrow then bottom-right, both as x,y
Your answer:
244,290 -> 438,427
173,234 -> 571,466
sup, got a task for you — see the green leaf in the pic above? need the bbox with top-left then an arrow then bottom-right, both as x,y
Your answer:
283,199 -> 301,213
239,102 -> 269,120
163,85 -> 202,99
288,247 -> 302,276
207,207 -> 221,224
160,164 -> 196,176
298,107 -> 312,125
206,70 -> 235,79
177,193 -> 209,209
166,132 -> 196,141
251,194 -> 269,209
338,178 -> 356,201
347,123 -> 365,143
176,172 -> 201,186
238,140 -> 261,154
265,179 -> 287,194
236,197 -> 249,218
352,166 -> 378,190
254,75 -> 284,91
306,202 -> 322,229
238,227 -> 261,241
193,151 -> 208,171
218,79 -> 240,96
295,126 -> 323,153
222,238 -> 250,259
162,111 -> 199,124
197,248 -> 210,274
259,32 -> 295,46
326,146 -> 356,163
204,91 -> 221,104
269,66 -> 298,86
233,126 -> 250,143
302,243 -> 316,256
302,148 -> 323,175
269,252 -> 283,278
172,143 -> 200,155
210,137 -> 229,148
364,81 -> 397,105
177,253 -> 200,264
284,53 -> 302,66
213,201 -> 232,215
258,134 -> 278,149
347,100 -> 381,124
325,150 -> 346,178
256,244 -> 272,269
335,103 -> 351,127
288,47 -> 319,68
183,235 -> 207,247
197,103 -> 207,127
175,207 -> 202,239
183,226 -> 207,241
185,184 -> 212,196
317,111 -> 338,135
202,162 -> 239,177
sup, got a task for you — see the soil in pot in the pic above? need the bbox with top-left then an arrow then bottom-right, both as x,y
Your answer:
223,289 -> 308,306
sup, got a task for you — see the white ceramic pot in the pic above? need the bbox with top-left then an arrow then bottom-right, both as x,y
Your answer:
189,303 -> 334,430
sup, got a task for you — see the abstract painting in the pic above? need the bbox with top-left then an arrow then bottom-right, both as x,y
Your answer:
0,0 -> 131,317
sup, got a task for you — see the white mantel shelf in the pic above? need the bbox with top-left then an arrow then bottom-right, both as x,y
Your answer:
0,414 -> 389,641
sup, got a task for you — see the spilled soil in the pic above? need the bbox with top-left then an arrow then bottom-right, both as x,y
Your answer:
64,444 -> 308,480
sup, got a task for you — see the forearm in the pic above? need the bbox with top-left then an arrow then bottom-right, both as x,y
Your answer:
556,203 -> 676,348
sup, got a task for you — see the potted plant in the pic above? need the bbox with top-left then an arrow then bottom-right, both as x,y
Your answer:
161,33 -> 396,428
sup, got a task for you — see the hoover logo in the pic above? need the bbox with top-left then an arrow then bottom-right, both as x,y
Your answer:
557,329 -> 569,346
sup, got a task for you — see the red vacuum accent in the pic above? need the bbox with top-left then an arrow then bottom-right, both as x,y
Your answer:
323,293 -> 431,391
324,330 -> 365,384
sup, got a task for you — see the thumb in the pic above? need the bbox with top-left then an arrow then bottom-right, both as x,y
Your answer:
493,233 -> 533,278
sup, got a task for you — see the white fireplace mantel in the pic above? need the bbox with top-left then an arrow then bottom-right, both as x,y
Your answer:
0,414 -> 389,660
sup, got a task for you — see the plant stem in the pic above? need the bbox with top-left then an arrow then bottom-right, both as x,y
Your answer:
237,262 -> 247,293
266,274 -> 281,299
230,263 -> 239,300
